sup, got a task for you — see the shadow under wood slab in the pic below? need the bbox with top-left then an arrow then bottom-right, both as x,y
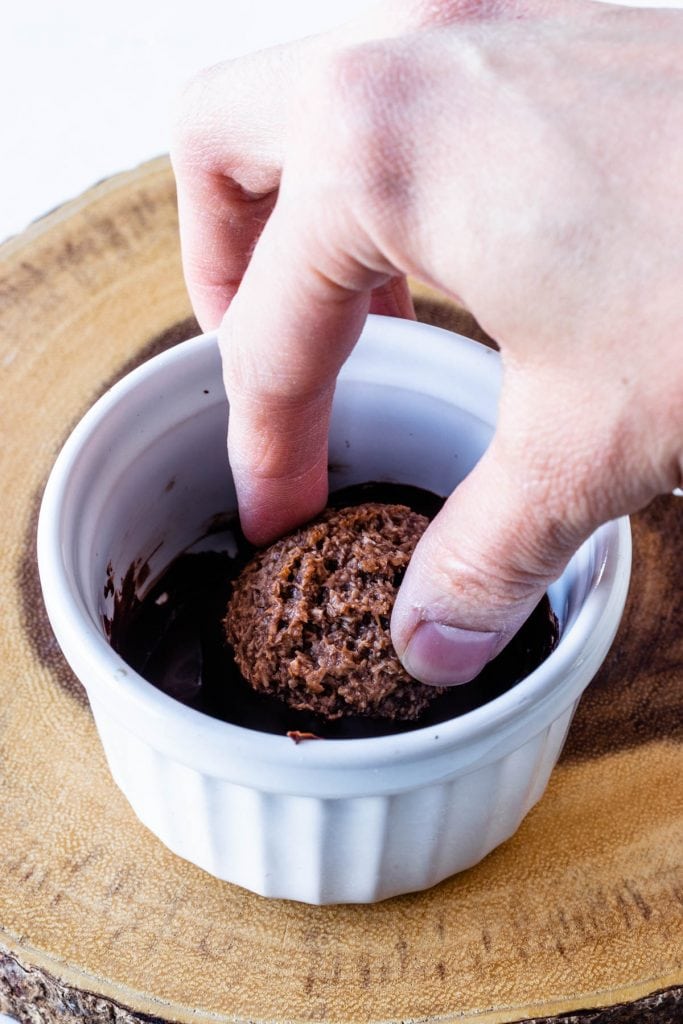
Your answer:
0,156 -> 680,1024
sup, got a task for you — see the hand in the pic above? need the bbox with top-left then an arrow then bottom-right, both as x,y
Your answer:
171,0 -> 683,685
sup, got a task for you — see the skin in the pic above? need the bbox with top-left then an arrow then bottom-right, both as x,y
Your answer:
171,0 -> 683,686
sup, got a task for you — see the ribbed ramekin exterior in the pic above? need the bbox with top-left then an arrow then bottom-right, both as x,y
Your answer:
90,697 -> 577,904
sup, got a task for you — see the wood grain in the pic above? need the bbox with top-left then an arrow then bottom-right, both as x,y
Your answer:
0,156 -> 681,1024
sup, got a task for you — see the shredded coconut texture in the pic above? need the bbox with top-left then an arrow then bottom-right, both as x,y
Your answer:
224,503 -> 444,720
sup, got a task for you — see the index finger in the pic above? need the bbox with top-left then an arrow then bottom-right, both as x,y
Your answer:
221,184 -> 394,545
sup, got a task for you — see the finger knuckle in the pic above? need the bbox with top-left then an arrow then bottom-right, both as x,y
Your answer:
221,330 -> 328,409
435,548 -> 547,611
296,44 -> 414,202
171,64 -> 220,166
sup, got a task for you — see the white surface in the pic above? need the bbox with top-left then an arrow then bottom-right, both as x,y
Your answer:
0,0 -> 370,243
37,317 -> 631,903
2,0 -> 682,245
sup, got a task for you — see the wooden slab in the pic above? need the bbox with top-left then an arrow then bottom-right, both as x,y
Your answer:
0,156 -> 681,1024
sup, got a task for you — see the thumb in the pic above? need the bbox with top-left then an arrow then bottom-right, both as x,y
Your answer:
391,435 -> 588,686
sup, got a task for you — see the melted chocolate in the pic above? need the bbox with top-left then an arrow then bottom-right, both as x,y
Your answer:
110,483 -> 559,739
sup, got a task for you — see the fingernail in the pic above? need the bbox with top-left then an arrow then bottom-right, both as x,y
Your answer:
402,622 -> 500,686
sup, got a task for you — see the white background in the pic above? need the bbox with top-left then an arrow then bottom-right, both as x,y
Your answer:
1,0 -> 681,245
0,0 -> 370,244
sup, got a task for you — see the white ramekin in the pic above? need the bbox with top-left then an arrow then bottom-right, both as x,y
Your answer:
37,316 -> 631,904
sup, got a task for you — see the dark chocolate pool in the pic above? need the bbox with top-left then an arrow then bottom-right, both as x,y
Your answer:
108,483 -> 559,740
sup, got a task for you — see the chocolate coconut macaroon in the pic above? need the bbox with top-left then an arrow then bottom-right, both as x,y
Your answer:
225,502 -> 442,721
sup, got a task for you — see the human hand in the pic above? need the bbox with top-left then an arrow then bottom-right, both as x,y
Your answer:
171,0 -> 683,685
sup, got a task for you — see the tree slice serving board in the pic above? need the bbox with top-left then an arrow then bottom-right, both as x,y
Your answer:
0,156 -> 681,1024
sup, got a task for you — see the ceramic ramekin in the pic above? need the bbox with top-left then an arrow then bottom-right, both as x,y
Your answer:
37,316 -> 631,904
